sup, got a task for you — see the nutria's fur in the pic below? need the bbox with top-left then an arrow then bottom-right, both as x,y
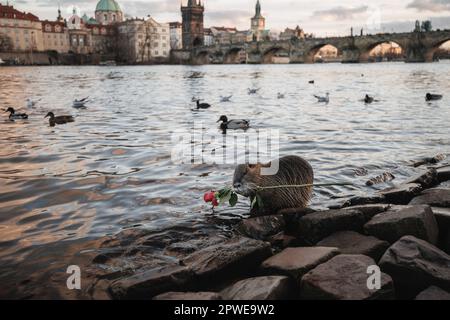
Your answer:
233,155 -> 314,216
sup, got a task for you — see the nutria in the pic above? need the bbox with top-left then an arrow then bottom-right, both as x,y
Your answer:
233,155 -> 314,216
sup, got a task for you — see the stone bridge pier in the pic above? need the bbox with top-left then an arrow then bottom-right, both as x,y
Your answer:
191,30 -> 450,65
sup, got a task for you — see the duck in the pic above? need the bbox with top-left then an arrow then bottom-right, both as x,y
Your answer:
277,92 -> 285,99
73,97 -> 89,109
45,112 -> 75,127
248,88 -> 260,95
314,93 -> 330,103
5,107 -> 28,120
217,115 -> 250,130
426,93 -> 443,101
196,100 -> 211,109
220,95 -> 233,102
364,94 -> 375,104
308,80 -> 315,84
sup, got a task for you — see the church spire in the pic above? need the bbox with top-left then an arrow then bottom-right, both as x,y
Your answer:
255,0 -> 261,17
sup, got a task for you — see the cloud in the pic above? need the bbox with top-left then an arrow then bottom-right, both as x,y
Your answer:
312,5 -> 369,21
407,0 -> 450,12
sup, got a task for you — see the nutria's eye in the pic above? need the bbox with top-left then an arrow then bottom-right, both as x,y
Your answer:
248,164 -> 256,169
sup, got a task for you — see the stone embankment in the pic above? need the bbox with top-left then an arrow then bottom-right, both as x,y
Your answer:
86,159 -> 450,300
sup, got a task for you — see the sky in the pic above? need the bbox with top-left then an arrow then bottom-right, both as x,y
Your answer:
4,0 -> 450,36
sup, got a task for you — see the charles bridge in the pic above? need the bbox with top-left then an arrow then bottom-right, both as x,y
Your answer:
190,30 -> 450,64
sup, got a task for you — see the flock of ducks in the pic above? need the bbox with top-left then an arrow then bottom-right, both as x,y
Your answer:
4,97 -> 88,126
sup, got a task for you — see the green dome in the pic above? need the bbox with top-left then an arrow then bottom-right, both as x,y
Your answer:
95,0 -> 121,12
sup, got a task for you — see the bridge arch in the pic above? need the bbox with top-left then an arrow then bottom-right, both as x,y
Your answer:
262,47 -> 290,64
306,43 -> 341,63
194,50 -> 211,65
430,38 -> 450,61
224,47 -> 247,64
359,41 -> 405,62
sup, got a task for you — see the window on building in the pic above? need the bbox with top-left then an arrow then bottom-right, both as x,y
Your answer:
104,14 -> 107,22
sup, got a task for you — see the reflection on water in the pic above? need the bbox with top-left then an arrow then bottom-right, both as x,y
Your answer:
0,63 -> 449,297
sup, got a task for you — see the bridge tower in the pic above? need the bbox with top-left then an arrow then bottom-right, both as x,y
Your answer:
181,0 -> 204,49
251,0 -> 265,41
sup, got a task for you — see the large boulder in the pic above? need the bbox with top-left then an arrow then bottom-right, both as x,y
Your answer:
379,183 -> 422,204
260,247 -> 339,281
364,205 -> 439,244
236,215 -> 285,241
300,254 -> 394,300
221,276 -> 295,300
415,286 -> 450,300
109,264 -> 194,300
181,236 -> 272,283
409,188 -> 450,208
297,208 -> 378,244
404,168 -> 439,189
153,292 -> 222,300
379,236 -> 450,294
317,231 -> 389,261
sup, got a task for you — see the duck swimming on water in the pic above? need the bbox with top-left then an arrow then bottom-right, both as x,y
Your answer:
364,94 -> 374,104
196,100 -> 211,109
45,112 -> 74,127
5,107 -> 28,120
426,93 -> 443,101
217,115 -> 250,131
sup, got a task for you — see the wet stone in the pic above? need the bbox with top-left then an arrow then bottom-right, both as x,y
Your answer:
437,166 -> 450,183
260,247 -> 339,281
317,231 -> 390,261
364,205 -> 439,244
379,183 -> 422,205
409,188 -> 450,208
404,168 -> 439,189
236,215 -> 285,241
300,254 -> 394,300
415,286 -> 450,300
221,276 -> 295,300
297,208 -> 378,244
181,236 -> 272,283
379,236 -> 450,293
109,264 -> 194,300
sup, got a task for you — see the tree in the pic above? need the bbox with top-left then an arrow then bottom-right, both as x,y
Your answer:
421,20 -> 432,32
0,33 -> 13,52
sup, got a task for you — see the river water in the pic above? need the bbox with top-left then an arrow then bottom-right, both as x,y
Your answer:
0,63 -> 449,298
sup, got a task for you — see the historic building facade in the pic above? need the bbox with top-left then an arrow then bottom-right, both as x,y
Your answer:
95,0 -> 123,25
181,0 -> 204,49
0,3 -> 44,52
117,17 -> 170,63
169,22 -> 182,50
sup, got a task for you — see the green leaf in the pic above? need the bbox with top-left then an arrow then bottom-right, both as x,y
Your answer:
256,194 -> 264,209
251,196 -> 257,209
229,192 -> 238,207
218,189 -> 232,204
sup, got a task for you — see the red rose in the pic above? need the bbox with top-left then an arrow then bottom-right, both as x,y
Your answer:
203,191 -> 215,203
212,197 -> 219,207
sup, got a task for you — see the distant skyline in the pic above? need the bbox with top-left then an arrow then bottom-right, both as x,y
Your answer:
3,0 -> 450,36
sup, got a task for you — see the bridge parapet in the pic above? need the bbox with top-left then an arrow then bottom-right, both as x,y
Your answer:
191,31 -> 450,64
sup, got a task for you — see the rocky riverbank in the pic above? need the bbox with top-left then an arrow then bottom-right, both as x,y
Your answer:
84,160 -> 450,300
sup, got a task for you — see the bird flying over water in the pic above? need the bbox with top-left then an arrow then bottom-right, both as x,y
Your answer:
26,98 -> 40,108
